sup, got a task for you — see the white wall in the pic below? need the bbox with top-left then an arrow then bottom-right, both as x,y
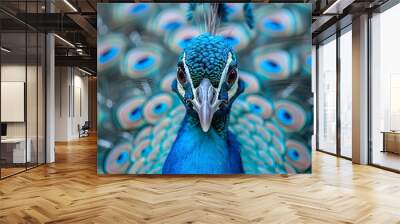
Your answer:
55,67 -> 69,141
54,67 -> 89,141
1,65 -> 26,81
71,73 -> 89,138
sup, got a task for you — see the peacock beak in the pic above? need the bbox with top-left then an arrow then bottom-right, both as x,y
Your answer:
198,101 -> 213,132
190,79 -> 219,132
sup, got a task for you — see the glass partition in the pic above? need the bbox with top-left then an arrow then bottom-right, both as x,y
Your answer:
27,30 -> 38,169
0,1 -> 46,179
371,3 -> 400,171
317,35 -> 337,154
339,27 -> 352,158
1,30 -> 28,177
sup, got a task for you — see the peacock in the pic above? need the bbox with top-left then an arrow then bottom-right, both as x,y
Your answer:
162,34 -> 245,174
97,3 -> 313,175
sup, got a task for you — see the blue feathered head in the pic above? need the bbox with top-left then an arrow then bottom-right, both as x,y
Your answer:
172,33 -> 245,132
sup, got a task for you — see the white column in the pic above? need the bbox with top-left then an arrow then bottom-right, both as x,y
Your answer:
46,33 -> 55,163
46,1 -> 55,163
352,14 -> 369,164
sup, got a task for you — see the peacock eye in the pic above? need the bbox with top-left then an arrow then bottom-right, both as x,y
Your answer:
226,69 -> 237,85
177,67 -> 187,84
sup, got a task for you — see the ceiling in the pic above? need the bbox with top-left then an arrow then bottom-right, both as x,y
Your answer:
311,0 -> 391,43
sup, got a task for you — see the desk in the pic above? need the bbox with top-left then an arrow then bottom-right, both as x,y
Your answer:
1,138 -> 31,163
382,131 -> 400,155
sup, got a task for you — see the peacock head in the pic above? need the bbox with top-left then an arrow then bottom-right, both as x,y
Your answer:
172,34 -> 245,132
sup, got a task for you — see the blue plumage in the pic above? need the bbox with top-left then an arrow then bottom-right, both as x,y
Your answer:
162,116 -> 243,174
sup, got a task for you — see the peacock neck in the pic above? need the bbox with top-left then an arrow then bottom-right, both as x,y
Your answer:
184,110 -> 230,139
161,114 -> 228,174
162,111 -> 243,174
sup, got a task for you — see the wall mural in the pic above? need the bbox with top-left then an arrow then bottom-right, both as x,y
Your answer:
97,3 -> 312,174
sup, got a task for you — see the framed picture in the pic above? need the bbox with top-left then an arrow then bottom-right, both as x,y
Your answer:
97,3 -> 312,175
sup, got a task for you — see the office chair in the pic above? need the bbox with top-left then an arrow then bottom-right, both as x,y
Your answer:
79,121 -> 90,138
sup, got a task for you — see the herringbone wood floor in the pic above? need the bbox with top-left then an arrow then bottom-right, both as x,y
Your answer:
1,135 -> 400,224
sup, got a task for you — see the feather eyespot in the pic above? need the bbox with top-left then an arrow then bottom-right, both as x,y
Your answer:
226,69 -> 237,85
177,67 -> 187,84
